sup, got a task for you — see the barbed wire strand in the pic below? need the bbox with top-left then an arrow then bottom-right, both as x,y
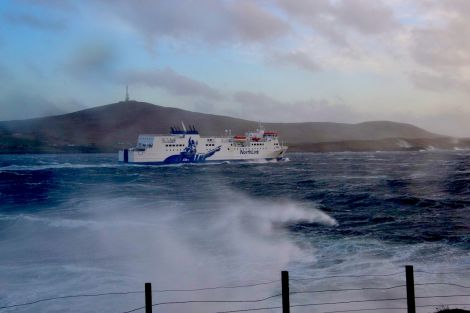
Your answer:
216,306 -> 281,313
416,294 -> 470,299
152,279 -> 280,292
417,303 -> 470,308
289,283 -> 470,296
416,270 -> 470,275
153,294 -> 282,306
216,303 -> 470,313
116,293 -> 470,313
286,304 -> 470,313
290,284 -> 406,295
120,294 -> 282,313
121,305 -> 146,313
141,292 -> 470,310
0,279 -> 280,311
415,282 -> 470,289
290,271 -> 403,281
0,291 -> 143,310
274,303 -> 470,313
216,297 -> 408,313
312,308 -> 407,313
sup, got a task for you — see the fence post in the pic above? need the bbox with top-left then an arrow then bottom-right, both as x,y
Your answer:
145,282 -> 152,313
282,271 -> 290,313
406,265 -> 416,313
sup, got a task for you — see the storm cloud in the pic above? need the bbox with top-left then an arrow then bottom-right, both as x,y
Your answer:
121,68 -> 224,100
1,0 -> 470,135
64,41 -> 117,80
93,0 -> 290,45
269,51 -> 321,73
232,91 -> 361,123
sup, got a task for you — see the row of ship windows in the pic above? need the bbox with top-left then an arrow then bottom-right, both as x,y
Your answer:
165,147 -> 278,151
228,147 -> 270,150
164,143 -> 278,148
165,144 -> 184,147
165,143 -> 219,147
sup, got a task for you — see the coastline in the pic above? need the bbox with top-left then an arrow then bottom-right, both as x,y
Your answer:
1,137 -> 469,154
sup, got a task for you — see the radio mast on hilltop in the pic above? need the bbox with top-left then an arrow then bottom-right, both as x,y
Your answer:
125,85 -> 130,102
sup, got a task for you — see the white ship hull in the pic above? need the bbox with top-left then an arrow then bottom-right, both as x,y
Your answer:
118,126 -> 287,164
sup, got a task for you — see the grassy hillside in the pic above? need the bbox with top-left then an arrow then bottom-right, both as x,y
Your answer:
0,100 -> 455,154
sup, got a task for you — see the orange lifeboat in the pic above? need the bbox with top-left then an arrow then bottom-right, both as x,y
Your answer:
233,135 -> 246,141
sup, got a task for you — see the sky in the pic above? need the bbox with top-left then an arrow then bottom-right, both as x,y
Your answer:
0,0 -> 469,136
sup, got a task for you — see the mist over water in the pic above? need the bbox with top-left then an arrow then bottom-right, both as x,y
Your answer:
0,152 -> 469,312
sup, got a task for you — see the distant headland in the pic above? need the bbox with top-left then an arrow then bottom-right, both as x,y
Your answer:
0,101 -> 469,154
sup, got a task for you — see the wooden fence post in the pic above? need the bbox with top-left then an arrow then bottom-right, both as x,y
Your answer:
282,271 -> 290,313
145,282 -> 152,313
406,265 -> 416,313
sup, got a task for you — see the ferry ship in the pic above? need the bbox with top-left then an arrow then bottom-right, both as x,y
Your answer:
118,123 -> 288,164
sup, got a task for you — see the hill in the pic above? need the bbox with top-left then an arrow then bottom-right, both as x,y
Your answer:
0,101 -> 465,154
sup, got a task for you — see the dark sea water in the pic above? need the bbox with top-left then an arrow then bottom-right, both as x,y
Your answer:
0,152 -> 469,313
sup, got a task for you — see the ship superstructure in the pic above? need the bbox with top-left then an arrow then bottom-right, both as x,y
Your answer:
118,123 -> 287,164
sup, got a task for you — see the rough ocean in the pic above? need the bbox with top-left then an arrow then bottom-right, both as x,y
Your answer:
0,152 -> 469,313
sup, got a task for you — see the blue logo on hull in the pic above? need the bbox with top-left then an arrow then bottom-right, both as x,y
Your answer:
163,137 -> 221,164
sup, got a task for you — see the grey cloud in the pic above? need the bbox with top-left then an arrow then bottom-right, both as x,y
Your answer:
277,0 -> 398,45
437,0 -> 470,13
4,13 -> 66,31
231,91 -> 470,137
409,1 -> 470,91
232,91 -> 360,123
269,51 -> 321,72
122,68 -> 224,100
396,108 -> 470,138
410,71 -> 470,93
64,42 -> 117,80
233,91 -> 284,109
229,1 -> 289,42
332,0 -> 397,35
0,91 -> 84,121
411,21 -> 470,70
93,0 -> 289,45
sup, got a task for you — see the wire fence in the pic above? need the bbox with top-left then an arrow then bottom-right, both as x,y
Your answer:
1,265 -> 469,313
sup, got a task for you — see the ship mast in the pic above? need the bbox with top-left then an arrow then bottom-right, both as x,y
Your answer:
125,85 -> 130,102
